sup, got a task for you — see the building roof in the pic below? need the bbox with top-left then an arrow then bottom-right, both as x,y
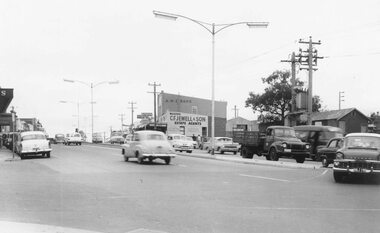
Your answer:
311,108 -> 369,121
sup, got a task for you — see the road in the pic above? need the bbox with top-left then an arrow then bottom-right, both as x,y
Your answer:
0,144 -> 380,233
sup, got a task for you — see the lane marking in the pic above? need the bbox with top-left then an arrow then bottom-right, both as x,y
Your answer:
239,174 -> 290,182
247,207 -> 380,212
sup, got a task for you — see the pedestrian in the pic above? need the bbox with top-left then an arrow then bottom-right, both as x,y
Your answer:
192,134 -> 196,141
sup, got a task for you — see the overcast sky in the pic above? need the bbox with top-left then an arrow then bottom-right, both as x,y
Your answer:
1,0 -> 380,136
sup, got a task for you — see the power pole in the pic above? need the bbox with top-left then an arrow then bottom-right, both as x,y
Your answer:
231,105 -> 239,118
148,82 -> 161,130
128,101 -> 137,132
339,91 -> 345,110
297,36 -> 323,125
118,113 -> 125,131
281,52 -> 297,114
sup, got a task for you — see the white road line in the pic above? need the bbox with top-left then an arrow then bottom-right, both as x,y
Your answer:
239,174 -> 290,182
249,207 -> 380,212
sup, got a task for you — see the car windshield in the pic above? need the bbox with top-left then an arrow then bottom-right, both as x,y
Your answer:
346,136 -> 380,149
274,129 -> 296,137
146,134 -> 165,141
22,134 -> 46,141
217,138 -> 232,142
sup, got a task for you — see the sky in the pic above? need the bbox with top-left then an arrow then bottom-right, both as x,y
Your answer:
1,0 -> 380,136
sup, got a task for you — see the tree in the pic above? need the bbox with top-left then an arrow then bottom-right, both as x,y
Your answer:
245,70 -> 322,124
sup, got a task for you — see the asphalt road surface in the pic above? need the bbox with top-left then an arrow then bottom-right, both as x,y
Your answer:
0,144 -> 380,233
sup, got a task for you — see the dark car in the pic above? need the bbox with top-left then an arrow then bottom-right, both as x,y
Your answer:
316,137 -> 343,167
54,134 -> 66,144
333,133 -> 380,182
294,125 -> 344,161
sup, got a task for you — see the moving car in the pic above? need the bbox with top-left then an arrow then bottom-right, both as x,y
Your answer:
110,135 -> 124,144
92,133 -> 103,143
203,137 -> 239,154
333,133 -> 380,182
15,131 -> 52,159
54,133 -> 65,144
316,137 -> 343,167
167,134 -> 193,153
64,133 -> 82,145
121,130 -> 176,164
294,125 -> 344,160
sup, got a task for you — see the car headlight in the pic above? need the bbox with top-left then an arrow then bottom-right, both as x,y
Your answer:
282,143 -> 287,148
305,144 -> 310,149
336,152 -> 344,160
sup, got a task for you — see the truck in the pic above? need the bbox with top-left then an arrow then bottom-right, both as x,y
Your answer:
232,125 -> 310,163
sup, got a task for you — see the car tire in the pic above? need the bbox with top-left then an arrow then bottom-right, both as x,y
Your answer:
187,151 -> 192,153
220,151 -> 224,154
122,149 -> 125,155
79,142 -> 82,146
333,171 -> 345,183
124,156 -> 129,162
321,158 -> 329,167
46,152 -> 51,158
164,157 -> 171,165
295,157 -> 305,163
233,151 -> 237,155
269,148 -> 279,161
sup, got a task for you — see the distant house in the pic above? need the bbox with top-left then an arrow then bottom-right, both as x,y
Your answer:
310,108 -> 369,134
226,117 -> 258,137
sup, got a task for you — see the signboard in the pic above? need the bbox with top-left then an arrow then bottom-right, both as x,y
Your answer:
160,111 -> 208,136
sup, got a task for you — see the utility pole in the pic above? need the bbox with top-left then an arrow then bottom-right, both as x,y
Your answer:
339,91 -> 345,110
148,82 -> 161,130
128,101 -> 137,132
281,52 -> 297,114
297,36 -> 323,125
231,105 -> 239,118
118,113 -> 125,131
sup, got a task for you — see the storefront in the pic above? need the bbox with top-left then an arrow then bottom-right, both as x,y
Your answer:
159,111 -> 208,137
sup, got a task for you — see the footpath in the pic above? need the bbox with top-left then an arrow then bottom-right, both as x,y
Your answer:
177,150 -> 322,170
0,147 -> 20,162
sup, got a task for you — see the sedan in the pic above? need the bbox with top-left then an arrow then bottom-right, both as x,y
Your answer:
316,137 -> 343,167
121,130 -> 176,164
15,131 -> 52,159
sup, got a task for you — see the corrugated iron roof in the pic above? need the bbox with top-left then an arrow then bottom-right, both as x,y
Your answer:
311,108 -> 366,121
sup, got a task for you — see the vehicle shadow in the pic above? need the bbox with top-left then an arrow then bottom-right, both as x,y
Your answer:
20,155 -> 49,160
122,160 -> 169,166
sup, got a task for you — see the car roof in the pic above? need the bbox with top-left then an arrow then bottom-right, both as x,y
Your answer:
20,131 -> 45,136
136,130 -> 165,136
267,126 -> 293,129
293,125 -> 343,132
345,133 -> 380,138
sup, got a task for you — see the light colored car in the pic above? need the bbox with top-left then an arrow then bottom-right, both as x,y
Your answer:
64,133 -> 82,145
203,137 -> 239,154
167,134 -> 193,153
110,135 -> 124,144
186,136 -> 198,149
15,131 -> 52,159
121,130 -> 176,164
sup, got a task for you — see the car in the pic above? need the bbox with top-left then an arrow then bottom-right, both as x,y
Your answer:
333,133 -> 380,182
54,133 -> 66,144
110,135 -> 124,144
121,130 -> 176,164
202,137 -> 239,154
15,131 -> 52,159
167,134 -> 193,153
316,137 -> 343,167
186,136 -> 198,149
64,133 -> 82,145
92,133 -> 103,143
294,125 -> 344,160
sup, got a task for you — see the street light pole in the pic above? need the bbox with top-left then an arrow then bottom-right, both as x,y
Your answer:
153,10 -> 269,155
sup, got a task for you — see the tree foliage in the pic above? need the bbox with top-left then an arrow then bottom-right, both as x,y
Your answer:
245,70 -> 322,124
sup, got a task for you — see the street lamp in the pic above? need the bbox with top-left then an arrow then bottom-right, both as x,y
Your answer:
63,79 -> 119,142
153,10 -> 268,154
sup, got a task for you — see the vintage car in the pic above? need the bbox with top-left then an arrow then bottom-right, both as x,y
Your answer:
316,137 -> 343,167
121,130 -> 176,164
203,137 -> 239,154
54,133 -> 66,144
333,133 -> 380,182
15,131 -> 52,159
167,134 -> 193,153
64,133 -> 82,145
92,133 -> 103,143
110,135 -> 124,144
186,136 -> 198,149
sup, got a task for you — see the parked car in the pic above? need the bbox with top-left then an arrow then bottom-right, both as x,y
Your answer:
203,137 -> 239,154
167,134 -> 193,153
316,137 -> 343,167
54,133 -> 65,144
110,135 -> 124,144
64,133 -> 82,145
15,131 -> 52,159
294,125 -> 344,160
121,130 -> 176,164
186,136 -> 198,149
333,133 -> 380,182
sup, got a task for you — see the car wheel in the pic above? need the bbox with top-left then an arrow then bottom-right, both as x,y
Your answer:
233,151 -> 237,155
333,171 -> 345,183
79,142 -> 82,146
295,157 -> 305,163
45,152 -> 50,158
164,157 -> 171,165
187,150 -> 192,153
122,149 -> 125,155
321,158 -> 329,167
124,156 -> 129,162
148,158 -> 154,163
220,151 -> 224,154
269,148 -> 279,161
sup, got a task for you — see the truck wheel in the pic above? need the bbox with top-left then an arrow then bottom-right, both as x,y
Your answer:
321,158 -> 329,167
269,148 -> 279,161
295,157 -> 305,163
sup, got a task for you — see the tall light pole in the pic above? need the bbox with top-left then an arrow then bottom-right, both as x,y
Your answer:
153,10 -> 268,154
59,100 -> 84,130
339,91 -> 345,110
63,79 -> 119,142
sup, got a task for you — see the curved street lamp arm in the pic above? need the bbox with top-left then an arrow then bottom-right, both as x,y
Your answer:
214,21 -> 268,35
74,80 -> 91,87
93,81 -> 109,88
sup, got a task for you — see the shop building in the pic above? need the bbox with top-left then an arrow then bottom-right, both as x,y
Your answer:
0,88 -> 15,132
158,92 -> 227,137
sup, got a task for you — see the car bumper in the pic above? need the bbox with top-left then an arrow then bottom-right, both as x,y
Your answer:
21,148 -> 52,155
174,147 -> 192,151
278,151 -> 309,157
141,153 -> 176,159
221,148 -> 238,152
333,160 -> 380,174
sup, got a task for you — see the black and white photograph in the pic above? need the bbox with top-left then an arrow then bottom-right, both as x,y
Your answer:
1,0 -> 380,232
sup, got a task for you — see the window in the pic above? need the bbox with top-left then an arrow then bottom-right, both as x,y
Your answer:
327,140 -> 338,148
147,134 -> 165,140
191,106 -> 198,114
22,134 -> 46,141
